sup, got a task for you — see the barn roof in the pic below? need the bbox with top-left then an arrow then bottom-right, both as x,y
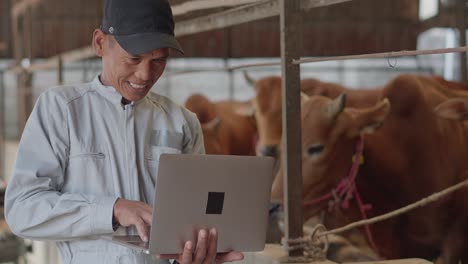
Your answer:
0,0 -> 464,61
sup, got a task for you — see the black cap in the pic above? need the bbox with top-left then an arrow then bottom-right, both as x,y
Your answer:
100,0 -> 184,55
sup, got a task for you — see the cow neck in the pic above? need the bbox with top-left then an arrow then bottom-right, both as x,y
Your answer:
303,134 -> 379,254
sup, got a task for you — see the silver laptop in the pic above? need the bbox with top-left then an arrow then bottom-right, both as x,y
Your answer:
102,154 -> 275,254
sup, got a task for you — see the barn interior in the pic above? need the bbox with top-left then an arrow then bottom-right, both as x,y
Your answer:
0,0 -> 467,263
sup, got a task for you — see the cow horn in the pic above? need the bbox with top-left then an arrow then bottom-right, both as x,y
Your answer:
300,92 -> 310,104
243,71 -> 256,87
325,93 -> 346,120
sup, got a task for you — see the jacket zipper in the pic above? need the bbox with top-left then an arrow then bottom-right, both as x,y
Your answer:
69,152 -> 105,159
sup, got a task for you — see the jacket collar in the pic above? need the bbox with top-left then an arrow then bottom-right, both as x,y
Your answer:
93,75 -> 147,107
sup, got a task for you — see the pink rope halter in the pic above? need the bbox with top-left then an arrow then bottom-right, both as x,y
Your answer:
303,135 -> 378,253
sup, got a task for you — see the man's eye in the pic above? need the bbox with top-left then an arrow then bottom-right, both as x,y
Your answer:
153,58 -> 167,64
128,57 -> 140,63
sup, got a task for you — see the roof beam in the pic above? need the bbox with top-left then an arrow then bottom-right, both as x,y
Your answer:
11,46 -> 95,73
172,0 -> 261,16
12,0 -> 352,73
175,0 -> 352,37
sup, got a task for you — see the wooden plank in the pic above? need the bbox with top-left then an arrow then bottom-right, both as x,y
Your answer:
280,0 -> 303,258
175,0 -> 277,37
175,0 -> 352,37
302,0 -> 352,9
172,0 -> 261,16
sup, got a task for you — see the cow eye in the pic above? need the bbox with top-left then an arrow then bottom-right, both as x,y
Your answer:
307,144 -> 324,156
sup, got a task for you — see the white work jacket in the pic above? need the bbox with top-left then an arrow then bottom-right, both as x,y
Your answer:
5,75 -> 205,264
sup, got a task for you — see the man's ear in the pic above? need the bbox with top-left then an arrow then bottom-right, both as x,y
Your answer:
346,98 -> 391,138
434,98 -> 468,120
92,29 -> 106,57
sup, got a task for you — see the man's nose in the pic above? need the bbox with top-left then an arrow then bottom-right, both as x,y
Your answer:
135,62 -> 153,81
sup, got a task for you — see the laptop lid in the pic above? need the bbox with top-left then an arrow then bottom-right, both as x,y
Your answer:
148,154 -> 275,254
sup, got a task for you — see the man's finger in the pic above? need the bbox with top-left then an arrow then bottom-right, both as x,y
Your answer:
204,228 -> 217,263
134,219 -> 149,242
140,211 -> 153,226
194,229 -> 208,263
179,241 -> 194,264
215,252 -> 244,264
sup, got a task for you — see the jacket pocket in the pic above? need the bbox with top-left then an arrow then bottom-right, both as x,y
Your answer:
64,147 -> 113,195
145,146 -> 181,181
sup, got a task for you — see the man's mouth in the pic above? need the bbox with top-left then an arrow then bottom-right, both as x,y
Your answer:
129,81 -> 146,89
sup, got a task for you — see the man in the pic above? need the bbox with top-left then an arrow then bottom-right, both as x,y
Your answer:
5,0 -> 244,263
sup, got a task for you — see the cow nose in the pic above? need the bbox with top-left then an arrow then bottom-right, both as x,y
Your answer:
257,145 -> 278,157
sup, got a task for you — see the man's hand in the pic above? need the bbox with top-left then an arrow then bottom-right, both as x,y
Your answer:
157,228 -> 244,264
113,198 -> 152,242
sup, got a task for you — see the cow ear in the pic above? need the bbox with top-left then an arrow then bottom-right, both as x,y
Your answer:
434,98 -> 468,120
300,92 -> 310,105
202,117 -> 222,131
323,93 -> 346,121
234,102 -> 256,117
347,98 -> 391,137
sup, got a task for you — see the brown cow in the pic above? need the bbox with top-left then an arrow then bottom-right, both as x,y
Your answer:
184,93 -> 257,155
240,72 -> 381,157
272,74 -> 468,263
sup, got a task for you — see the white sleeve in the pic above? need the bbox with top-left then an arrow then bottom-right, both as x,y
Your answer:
182,111 -> 205,155
5,91 -> 117,241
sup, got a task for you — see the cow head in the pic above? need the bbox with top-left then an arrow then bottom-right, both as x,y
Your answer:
239,72 -> 310,157
271,94 -> 391,220
237,72 -> 283,157
434,98 -> 468,120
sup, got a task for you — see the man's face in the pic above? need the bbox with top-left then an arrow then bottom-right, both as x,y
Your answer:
97,32 -> 169,102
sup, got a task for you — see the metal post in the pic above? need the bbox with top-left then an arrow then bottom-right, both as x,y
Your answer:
0,71 -> 5,180
457,0 -> 467,81
280,0 -> 303,257
2,0 -> 11,57
13,13 -> 26,136
225,27 -> 234,100
58,56 -> 64,85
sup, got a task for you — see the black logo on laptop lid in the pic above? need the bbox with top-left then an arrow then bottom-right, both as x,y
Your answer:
206,192 -> 225,215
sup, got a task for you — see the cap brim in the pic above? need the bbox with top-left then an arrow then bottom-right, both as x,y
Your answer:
114,32 -> 184,55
